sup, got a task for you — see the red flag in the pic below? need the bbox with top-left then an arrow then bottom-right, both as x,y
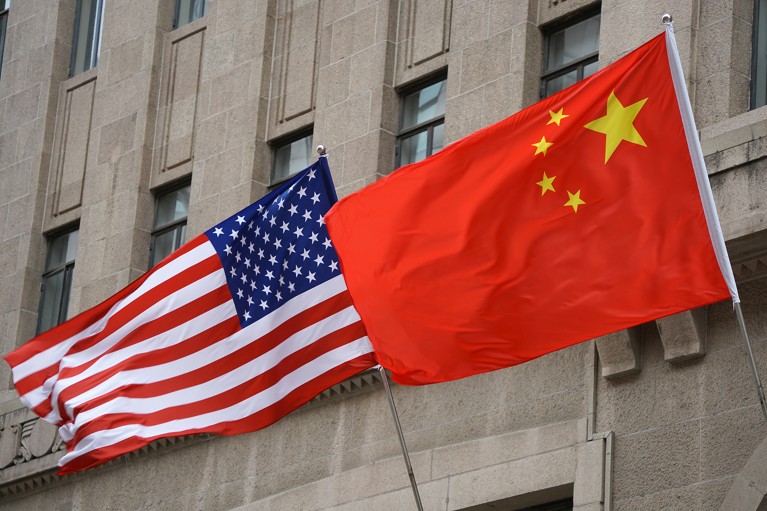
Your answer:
5,159 -> 375,474
325,32 -> 736,385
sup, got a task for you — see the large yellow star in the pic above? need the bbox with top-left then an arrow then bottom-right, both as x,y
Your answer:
536,172 -> 556,196
584,91 -> 648,163
547,108 -> 569,126
564,190 -> 585,213
532,136 -> 553,156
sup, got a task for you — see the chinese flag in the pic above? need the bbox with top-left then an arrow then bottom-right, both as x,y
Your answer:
325,32 -> 735,385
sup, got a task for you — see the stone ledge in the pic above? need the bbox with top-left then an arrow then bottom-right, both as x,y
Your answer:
595,327 -> 642,379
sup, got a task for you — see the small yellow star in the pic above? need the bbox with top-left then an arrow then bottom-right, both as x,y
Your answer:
536,172 -> 556,196
547,108 -> 569,126
564,190 -> 585,213
584,91 -> 648,163
532,136 -> 553,156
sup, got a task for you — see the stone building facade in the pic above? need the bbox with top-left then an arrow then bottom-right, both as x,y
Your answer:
0,0 -> 766,509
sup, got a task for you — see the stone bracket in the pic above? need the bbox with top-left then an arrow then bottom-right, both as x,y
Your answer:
655,307 -> 707,363
595,327 -> 642,379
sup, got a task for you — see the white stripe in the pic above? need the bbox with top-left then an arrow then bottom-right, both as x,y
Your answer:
664,25 -> 739,302
69,304 -> 362,428
11,242 -> 217,382
57,337 -> 374,468
21,268 -> 227,422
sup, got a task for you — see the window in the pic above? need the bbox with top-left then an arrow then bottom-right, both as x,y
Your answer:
272,131 -> 313,184
0,0 -> 9,80
542,12 -> 600,98
174,0 -> 208,28
397,77 -> 446,166
70,0 -> 105,76
38,229 -> 79,334
753,0 -> 767,107
150,184 -> 190,268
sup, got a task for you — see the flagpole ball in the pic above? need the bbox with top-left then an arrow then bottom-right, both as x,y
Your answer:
317,144 -> 327,156
662,13 -> 672,24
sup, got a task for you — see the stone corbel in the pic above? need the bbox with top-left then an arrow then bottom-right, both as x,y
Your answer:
595,327 -> 642,379
655,307 -> 707,363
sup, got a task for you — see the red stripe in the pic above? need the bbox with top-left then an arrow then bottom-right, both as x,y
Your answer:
60,292 -> 355,424
57,352 -> 377,475
70,321 -> 367,441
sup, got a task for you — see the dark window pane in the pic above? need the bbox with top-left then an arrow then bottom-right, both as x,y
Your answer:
546,15 -> 600,71
176,0 -> 208,28
155,186 -> 191,229
47,230 -> 79,269
545,69 -> 578,96
432,122 -> 445,155
754,0 -> 767,107
38,270 -> 65,333
273,134 -> 313,182
0,3 -> 8,80
583,60 -> 599,79
402,80 -> 447,130
151,230 -> 177,267
71,0 -> 104,75
400,131 -> 428,166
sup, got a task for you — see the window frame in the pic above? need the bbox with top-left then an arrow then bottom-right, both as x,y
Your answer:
149,181 -> 191,269
751,0 -> 767,108
69,0 -> 105,77
540,8 -> 601,99
0,1 -> 9,80
270,128 -> 314,186
396,73 -> 447,167
37,227 -> 79,335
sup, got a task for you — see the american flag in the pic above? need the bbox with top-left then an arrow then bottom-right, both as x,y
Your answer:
4,157 -> 376,474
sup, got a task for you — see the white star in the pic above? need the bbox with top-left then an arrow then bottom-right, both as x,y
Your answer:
235,215 -> 246,225
247,296 -> 254,306
255,226 -> 261,235
240,273 -> 248,284
288,282 -> 296,292
292,266 -> 302,277
262,285 -> 272,295
269,215 -> 277,227
248,220 -> 255,230
250,279 -> 257,290
273,238 -> 282,250
308,169 -> 316,180
280,221 -> 290,233
243,311 -> 251,321
262,232 -> 270,243
213,227 -> 224,237
322,238 -> 332,249
288,204 -> 298,216
310,192 -> 320,204
257,204 -> 264,213
240,235 -> 247,246
265,270 -> 274,280
293,227 -> 304,238
316,215 -> 325,227
309,232 -> 319,243
248,242 -> 255,253
276,291 -> 283,301
235,252 -> 241,262
244,258 -> 251,268
236,288 -> 244,299
282,259 -> 289,270
302,210 -> 312,222
278,199 -> 285,209
314,254 -> 324,266
268,255 -> 277,265
229,267 -> 237,277
254,265 -> 261,275
224,244 -> 233,255
230,229 -> 239,239
260,300 -> 269,310
287,243 -> 296,254
279,275 -> 285,286
301,249 -> 311,260
306,271 -> 316,283
297,187 -> 307,198
329,260 -> 339,271
258,248 -> 265,259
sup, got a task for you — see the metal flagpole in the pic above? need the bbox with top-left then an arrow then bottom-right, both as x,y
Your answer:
663,15 -> 767,424
377,365 -> 425,511
735,303 -> 767,422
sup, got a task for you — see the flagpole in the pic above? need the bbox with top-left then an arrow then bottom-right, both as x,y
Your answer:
663,15 -> 767,423
377,365 -> 425,511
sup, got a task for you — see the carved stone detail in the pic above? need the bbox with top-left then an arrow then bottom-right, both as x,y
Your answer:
595,327 -> 642,379
405,0 -> 452,68
656,308 -> 707,362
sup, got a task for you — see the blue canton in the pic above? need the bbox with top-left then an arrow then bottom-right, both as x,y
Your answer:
205,158 -> 341,327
